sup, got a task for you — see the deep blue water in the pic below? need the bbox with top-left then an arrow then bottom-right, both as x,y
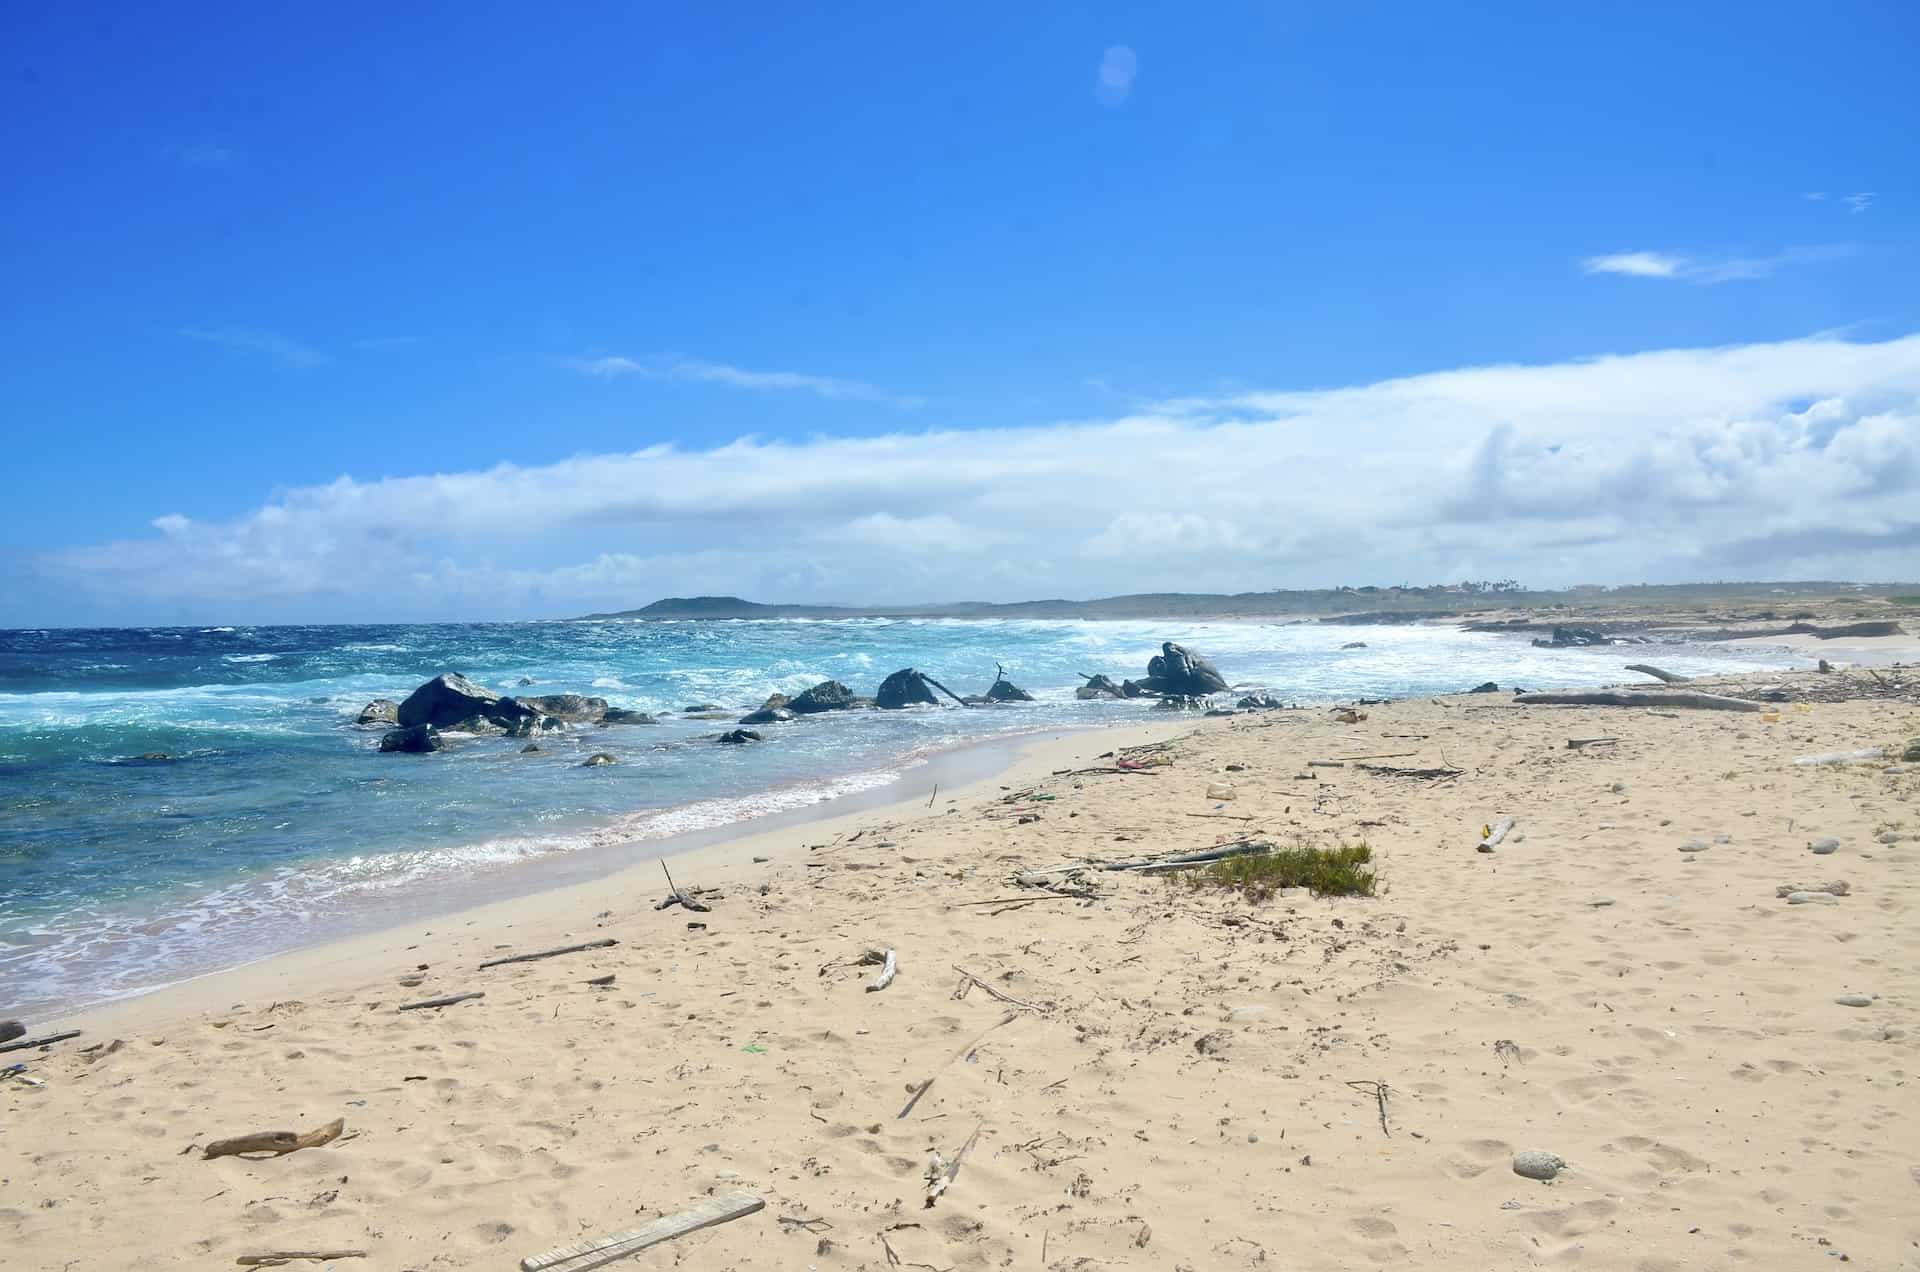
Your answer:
0,619 -> 1796,1015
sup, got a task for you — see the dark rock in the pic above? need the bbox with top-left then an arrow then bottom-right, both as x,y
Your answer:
876,668 -> 940,709
600,708 -> 657,725
1142,642 -> 1229,696
984,677 -> 1035,703
357,699 -> 400,726
1121,678 -> 1151,698
398,673 -> 533,729
582,752 -> 617,767
519,676 -> 535,686
516,694 -> 608,722
1341,641 -> 1368,649
1903,737 -> 1920,762
504,715 -> 564,738
681,703 -> 724,714
682,711 -> 734,721
138,751 -> 173,762
1468,681 -> 1501,694
444,714 -> 508,736
1076,674 -> 1124,700
1530,625 -> 1610,648
758,692 -> 792,712
379,724 -> 442,753
787,680 -> 856,714
0,1020 -> 23,1044
718,729 -> 764,745
738,706 -> 796,725
520,743 -> 543,753
1237,692 -> 1284,710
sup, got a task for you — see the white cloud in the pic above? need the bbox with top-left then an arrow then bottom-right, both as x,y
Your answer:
1844,192 -> 1875,214
180,326 -> 325,368
1096,46 -> 1138,108
568,354 -> 921,406
1582,245 -> 1854,284
32,333 -> 1920,621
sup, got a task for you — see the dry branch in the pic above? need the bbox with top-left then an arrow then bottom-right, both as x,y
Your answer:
865,949 -> 898,993
520,1191 -> 764,1272
1513,689 -> 1761,712
1624,663 -> 1690,684
398,991 -> 484,1012
203,1118 -> 345,1161
898,1011 -> 1017,1118
1478,816 -> 1516,853
951,966 -> 1048,1012
0,1029 -> 79,1054
478,938 -> 618,970
236,1252 -> 368,1267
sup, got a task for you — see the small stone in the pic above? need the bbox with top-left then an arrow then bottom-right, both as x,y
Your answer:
1713,833 -> 1732,844
1809,838 -> 1840,855
1833,994 -> 1874,1008
1512,1150 -> 1565,1181
1609,783 -> 1626,794
1589,898 -> 1616,908
1787,891 -> 1840,905
1679,840 -> 1710,853
714,1169 -> 741,1180
1877,830 -> 1906,844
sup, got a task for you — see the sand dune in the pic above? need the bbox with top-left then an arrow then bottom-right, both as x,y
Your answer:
4,670 -> 1916,1270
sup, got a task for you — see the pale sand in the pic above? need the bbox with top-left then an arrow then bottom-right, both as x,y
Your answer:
4,675 -> 1917,1270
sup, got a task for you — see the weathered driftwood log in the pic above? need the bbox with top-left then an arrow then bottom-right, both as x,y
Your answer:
520,1191 -> 765,1272
1513,690 -> 1761,712
1624,664 -> 1689,684
203,1118 -> 345,1161
398,991 -> 484,1012
1478,816 -> 1516,853
0,1029 -> 80,1054
236,1251 -> 369,1267
478,938 -> 618,970
865,948 -> 898,993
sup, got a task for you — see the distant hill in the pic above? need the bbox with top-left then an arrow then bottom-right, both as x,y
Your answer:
572,583 -> 1919,623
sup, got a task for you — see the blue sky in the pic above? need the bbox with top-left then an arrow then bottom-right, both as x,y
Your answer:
4,2 -> 1917,623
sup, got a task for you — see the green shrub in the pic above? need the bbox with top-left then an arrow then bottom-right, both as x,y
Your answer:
1185,842 -> 1376,899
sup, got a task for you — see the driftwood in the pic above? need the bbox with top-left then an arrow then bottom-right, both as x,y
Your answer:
236,1252 -> 368,1267
1624,663 -> 1689,684
0,1029 -> 80,1055
398,991 -> 484,1012
925,1120 -> 984,1208
655,860 -> 711,911
865,949 -> 899,993
951,966 -> 1048,1012
1793,747 -> 1884,766
899,1011 -> 1017,1118
478,938 -> 618,970
203,1118 -> 345,1161
1478,816 -> 1516,853
1103,841 -> 1272,873
585,974 -> 616,987
1566,736 -> 1618,749
520,1191 -> 765,1272
1356,762 -> 1462,780
1514,689 -> 1761,712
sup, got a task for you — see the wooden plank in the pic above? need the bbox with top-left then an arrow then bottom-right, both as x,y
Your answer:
520,1191 -> 764,1272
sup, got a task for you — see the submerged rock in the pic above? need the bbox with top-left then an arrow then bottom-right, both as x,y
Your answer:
581,752 -> 617,767
504,715 -> 564,738
681,703 -> 725,714
984,675 -> 1034,703
1076,674 -> 1124,700
876,668 -> 941,709
600,707 -> 656,725
738,706 -> 795,725
786,680 -> 856,714
516,694 -> 608,723
1468,682 -> 1501,694
1142,642 -> 1229,696
718,729 -> 764,745
1237,692 -> 1284,710
1531,625 -> 1610,648
379,724 -> 442,753
356,699 -> 400,726
398,673 -> 532,730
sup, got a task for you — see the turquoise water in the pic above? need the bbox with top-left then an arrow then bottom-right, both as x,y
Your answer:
0,619 -> 1795,1015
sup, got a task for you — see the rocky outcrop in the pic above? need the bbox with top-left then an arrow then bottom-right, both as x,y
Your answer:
398,673 -> 533,730
984,676 -> 1034,703
516,694 -> 609,722
787,680 -> 856,714
379,724 -> 442,753
1142,642 -> 1230,696
718,729 -> 764,745
1531,626 -> 1610,648
876,668 -> 940,709
1469,681 -> 1501,694
1076,674 -> 1123,700
505,715 -> 564,738
357,699 -> 400,726
600,708 -> 657,725
739,706 -> 795,725
1237,692 -> 1284,710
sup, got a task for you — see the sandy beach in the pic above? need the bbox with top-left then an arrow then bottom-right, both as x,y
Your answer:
4,665 -> 1917,1271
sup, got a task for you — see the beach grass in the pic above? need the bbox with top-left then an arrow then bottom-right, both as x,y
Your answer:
1185,841 -> 1376,899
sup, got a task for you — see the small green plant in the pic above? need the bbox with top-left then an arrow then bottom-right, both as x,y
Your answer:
1186,842 -> 1377,899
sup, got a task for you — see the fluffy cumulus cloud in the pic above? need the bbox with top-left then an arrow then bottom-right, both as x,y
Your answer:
34,334 -> 1920,621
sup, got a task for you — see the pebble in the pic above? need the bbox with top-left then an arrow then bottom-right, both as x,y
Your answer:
1787,891 -> 1840,905
1878,830 -> 1906,844
1588,898 -> 1617,908
1713,833 -> 1733,844
1834,994 -> 1875,1008
1512,1150 -> 1565,1181
1679,840 -> 1711,853
1809,838 -> 1840,855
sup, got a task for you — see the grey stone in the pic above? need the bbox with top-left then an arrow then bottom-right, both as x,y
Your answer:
1679,840 -> 1710,853
600,707 -> 656,725
581,753 -> 617,767
738,706 -> 795,725
1786,890 -> 1840,905
876,668 -> 941,709
516,694 -> 608,722
379,724 -> 442,753
356,699 -> 400,726
787,680 -> 857,713
1512,1150 -> 1565,1181
1143,642 -> 1230,696
718,729 -> 764,745
1809,838 -> 1840,855
1833,993 -> 1874,1007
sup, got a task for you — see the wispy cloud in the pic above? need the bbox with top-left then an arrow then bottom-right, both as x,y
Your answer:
1581,244 -> 1855,284
179,326 -> 326,368
160,142 -> 234,168
1804,192 -> 1827,201
34,333 -> 1920,622
1095,46 -> 1138,108
1844,192 -> 1875,214
567,354 -> 922,407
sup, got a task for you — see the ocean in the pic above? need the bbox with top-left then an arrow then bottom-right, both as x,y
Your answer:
0,618 -> 1795,1017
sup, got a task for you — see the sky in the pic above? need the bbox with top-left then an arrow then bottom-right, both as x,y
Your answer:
3,2 -> 1917,625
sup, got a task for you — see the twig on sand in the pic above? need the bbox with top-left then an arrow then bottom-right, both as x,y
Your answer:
925,1120 -> 984,1207
952,895 -> 1080,908
655,861 -> 711,912
950,966 -> 1048,1012
1344,1079 -> 1392,1136
398,991 -> 484,1012
236,1252 -> 368,1267
1478,817 -> 1516,854
899,1011 -> 1017,1118
203,1118 -> 345,1161
478,939 -> 618,970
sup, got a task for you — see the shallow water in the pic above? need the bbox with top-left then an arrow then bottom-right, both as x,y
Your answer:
0,619 -> 1795,1015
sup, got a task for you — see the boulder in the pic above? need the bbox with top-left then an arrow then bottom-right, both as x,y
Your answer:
984,677 -> 1034,703
786,680 -> 856,714
379,724 -> 442,753
718,729 -> 764,745
600,708 -> 657,725
518,676 -> 535,686
1143,642 -> 1230,696
1076,674 -> 1123,700
1900,736 -> 1920,763
398,673 -> 533,729
876,668 -> 940,709
138,751 -> 173,762
739,706 -> 795,725
357,699 -> 400,726
682,711 -> 734,721
516,694 -> 608,723
1341,641 -> 1368,649
0,1020 -> 23,1044
681,703 -> 725,713
1237,692 -> 1284,710
758,692 -> 792,712
1121,678 -> 1152,698
1468,681 -> 1501,694
582,753 -> 617,767
520,742 -> 543,753
504,715 -> 564,738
